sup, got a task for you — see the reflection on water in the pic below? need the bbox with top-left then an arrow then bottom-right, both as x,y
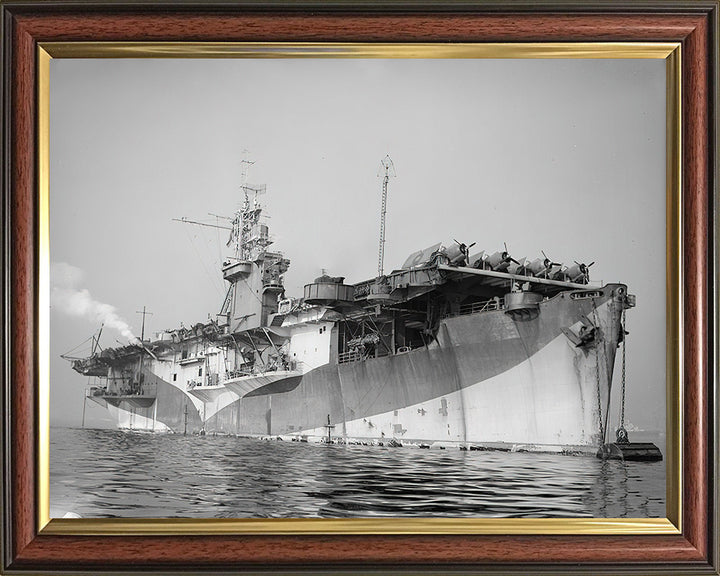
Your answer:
50,428 -> 665,518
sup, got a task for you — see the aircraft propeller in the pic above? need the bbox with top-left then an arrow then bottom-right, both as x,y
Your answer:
566,260 -> 596,283
453,238 -> 477,263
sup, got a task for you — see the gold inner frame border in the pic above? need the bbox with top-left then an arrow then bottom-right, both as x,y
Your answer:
36,41 -> 682,536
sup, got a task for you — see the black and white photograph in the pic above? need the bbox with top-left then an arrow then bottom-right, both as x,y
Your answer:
49,54 -> 667,519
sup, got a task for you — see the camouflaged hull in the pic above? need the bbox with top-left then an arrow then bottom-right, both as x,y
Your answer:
91,284 -> 626,451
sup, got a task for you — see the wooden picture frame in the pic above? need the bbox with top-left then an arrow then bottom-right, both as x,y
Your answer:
1,1 -> 717,573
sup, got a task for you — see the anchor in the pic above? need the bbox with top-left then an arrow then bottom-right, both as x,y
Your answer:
597,307 -> 663,462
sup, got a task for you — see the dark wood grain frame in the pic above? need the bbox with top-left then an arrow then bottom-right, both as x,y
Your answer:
1,1 -> 717,574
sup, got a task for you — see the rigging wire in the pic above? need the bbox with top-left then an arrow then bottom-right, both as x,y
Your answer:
241,276 -> 266,306
184,226 -> 224,298
215,214 -> 223,270
61,333 -> 96,358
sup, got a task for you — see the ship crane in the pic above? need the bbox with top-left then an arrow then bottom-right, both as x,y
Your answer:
377,155 -> 396,278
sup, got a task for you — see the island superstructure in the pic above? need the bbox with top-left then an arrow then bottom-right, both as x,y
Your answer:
67,159 -> 635,452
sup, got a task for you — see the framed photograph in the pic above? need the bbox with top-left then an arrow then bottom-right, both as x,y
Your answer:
1,1 -> 717,574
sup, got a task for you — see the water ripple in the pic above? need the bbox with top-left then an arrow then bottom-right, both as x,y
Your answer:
50,428 -> 665,519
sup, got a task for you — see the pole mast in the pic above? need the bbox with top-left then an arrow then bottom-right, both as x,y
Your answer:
136,306 -> 153,343
135,306 -> 153,395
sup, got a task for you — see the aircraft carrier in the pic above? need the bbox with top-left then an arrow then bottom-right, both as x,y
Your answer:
67,157 -> 634,452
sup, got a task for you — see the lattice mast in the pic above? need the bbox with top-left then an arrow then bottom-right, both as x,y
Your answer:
228,154 -> 267,261
377,155 -> 396,277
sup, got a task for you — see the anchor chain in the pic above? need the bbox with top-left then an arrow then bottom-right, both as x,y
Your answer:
591,299 -> 604,444
616,307 -> 629,444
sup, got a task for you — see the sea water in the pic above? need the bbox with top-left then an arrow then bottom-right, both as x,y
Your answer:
49,427 -> 665,518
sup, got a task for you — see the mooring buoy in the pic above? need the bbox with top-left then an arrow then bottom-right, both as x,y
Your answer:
596,442 -> 663,461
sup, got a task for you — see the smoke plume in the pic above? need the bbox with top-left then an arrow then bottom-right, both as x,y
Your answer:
51,262 -> 140,344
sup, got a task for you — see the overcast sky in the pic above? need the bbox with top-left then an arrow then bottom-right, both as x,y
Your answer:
49,57 -> 667,432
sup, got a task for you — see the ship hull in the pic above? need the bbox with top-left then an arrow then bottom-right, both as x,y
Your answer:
93,285 -> 625,451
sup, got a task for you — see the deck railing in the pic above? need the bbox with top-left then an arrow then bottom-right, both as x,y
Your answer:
444,297 -> 504,318
338,350 -> 363,364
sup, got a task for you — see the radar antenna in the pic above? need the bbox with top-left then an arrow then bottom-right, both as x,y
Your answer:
239,152 -> 255,212
377,155 -> 396,277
